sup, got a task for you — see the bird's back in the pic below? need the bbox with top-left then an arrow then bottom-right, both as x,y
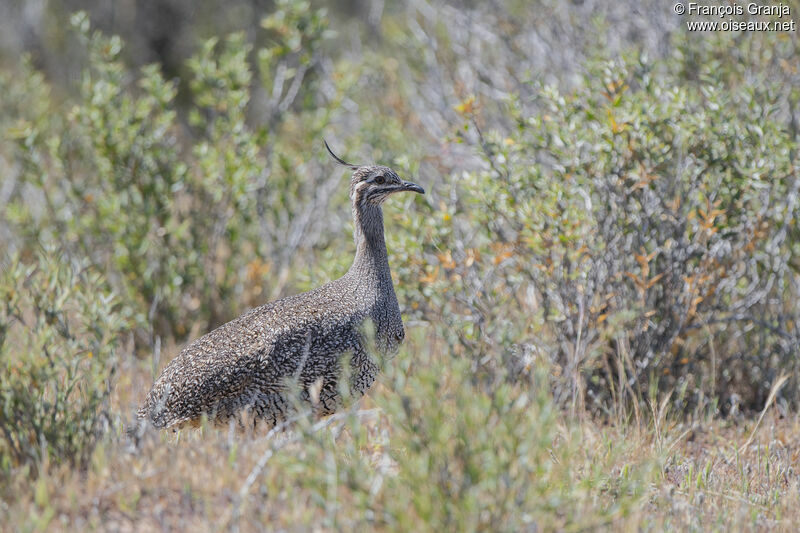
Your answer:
138,276 -> 385,429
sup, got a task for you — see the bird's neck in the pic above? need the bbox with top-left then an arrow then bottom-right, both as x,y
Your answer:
349,202 -> 391,284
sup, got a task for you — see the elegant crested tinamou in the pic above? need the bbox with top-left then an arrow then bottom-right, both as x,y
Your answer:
137,142 -> 424,430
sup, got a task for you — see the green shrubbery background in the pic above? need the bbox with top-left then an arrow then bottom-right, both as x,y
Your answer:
0,0 -> 798,529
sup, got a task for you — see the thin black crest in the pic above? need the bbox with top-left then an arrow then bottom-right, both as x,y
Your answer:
324,140 -> 361,169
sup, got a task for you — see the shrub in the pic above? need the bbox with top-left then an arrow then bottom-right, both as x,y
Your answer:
371,349 -> 648,531
4,5 -> 341,343
227,342 -> 650,532
407,53 -> 799,414
0,250 -> 127,472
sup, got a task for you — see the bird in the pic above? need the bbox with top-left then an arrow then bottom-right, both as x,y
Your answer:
137,141 -> 425,430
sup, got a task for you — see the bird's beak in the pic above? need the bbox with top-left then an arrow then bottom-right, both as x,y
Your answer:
401,180 -> 425,194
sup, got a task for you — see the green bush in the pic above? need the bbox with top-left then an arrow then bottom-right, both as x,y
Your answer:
346,4 -> 798,416
404,52 -> 799,413
4,5 -> 340,343
229,343 -> 649,531
372,350 -> 647,531
0,251 -> 126,472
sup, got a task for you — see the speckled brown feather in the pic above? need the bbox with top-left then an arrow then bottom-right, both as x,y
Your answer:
138,158 -> 423,430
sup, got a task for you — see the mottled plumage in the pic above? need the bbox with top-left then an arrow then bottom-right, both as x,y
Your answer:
137,143 -> 424,429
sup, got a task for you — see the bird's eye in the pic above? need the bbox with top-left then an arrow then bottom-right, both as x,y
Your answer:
374,175 -> 385,185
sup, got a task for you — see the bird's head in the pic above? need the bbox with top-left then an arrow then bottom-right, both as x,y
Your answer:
324,141 -> 425,206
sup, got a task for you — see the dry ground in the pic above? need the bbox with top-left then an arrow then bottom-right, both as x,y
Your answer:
3,346 -> 800,532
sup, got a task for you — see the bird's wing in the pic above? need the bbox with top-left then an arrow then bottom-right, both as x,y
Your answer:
140,309 -> 278,427
139,282 -> 359,428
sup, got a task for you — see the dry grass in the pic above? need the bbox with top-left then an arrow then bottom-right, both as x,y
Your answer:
2,338 -> 800,533
655,416 -> 800,531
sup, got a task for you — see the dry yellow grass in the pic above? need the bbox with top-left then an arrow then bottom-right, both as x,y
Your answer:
3,345 -> 800,532
4,254 -> 795,531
